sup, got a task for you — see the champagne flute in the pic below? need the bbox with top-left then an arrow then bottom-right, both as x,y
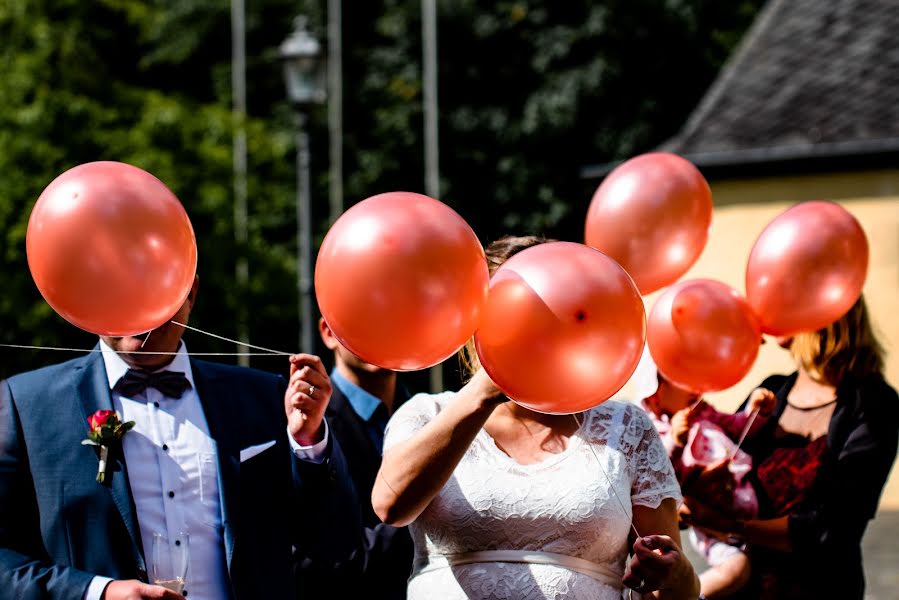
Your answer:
152,531 -> 190,593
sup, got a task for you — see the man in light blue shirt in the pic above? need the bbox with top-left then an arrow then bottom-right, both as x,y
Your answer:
294,318 -> 414,599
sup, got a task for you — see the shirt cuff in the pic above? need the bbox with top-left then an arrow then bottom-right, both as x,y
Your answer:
84,576 -> 113,600
288,419 -> 330,464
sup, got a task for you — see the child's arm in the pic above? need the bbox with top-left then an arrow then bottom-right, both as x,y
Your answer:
695,390 -> 775,442
742,387 -> 776,439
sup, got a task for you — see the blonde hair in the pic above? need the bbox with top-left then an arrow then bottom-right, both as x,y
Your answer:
789,296 -> 885,386
459,235 -> 549,380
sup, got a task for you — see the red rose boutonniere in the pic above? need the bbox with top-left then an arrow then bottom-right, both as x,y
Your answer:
82,410 -> 135,483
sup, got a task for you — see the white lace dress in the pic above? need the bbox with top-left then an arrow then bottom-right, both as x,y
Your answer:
383,393 -> 682,600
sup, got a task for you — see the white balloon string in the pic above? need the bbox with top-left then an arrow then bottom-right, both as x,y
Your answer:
729,407 -> 760,461
572,412 -> 642,541
0,322 -> 293,357
170,320 -> 292,355
0,343 -> 288,356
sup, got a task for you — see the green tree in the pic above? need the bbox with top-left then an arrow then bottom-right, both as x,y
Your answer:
0,0 -> 762,380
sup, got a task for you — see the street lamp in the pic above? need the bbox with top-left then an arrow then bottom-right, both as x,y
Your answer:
280,16 -> 326,353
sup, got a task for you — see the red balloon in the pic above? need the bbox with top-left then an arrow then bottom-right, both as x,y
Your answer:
27,162 -> 197,336
475,242 -> 645,414
585,152 -> 712,295
648,279 -> 761,393
746,201 -> 868,336
315,192 -> 488,371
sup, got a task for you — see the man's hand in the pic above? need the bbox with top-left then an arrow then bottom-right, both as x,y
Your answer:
285,354 -> 332,446
101,580 -> 185,600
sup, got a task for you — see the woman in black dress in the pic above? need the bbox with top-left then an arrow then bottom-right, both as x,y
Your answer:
682,296 -> 898,599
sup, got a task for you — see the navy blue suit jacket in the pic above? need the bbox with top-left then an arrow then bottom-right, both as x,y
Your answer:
0,350 -> 361,599
296,383 -> 413,599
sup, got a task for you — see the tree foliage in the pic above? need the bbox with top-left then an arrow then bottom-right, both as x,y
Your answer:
0,0 -> 762,380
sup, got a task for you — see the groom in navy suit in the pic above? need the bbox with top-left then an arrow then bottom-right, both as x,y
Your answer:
0,277 -> 360,600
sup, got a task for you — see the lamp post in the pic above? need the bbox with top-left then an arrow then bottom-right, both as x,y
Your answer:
280,17 -> 326,353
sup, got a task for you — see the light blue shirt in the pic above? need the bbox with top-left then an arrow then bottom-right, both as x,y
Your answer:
85,342 -> 328,600
331,369 -> 389,453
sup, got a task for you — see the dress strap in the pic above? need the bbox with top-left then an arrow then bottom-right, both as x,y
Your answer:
415,549 -> 624,590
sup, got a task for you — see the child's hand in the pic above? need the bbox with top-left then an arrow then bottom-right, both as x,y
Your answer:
748,387 -> 776,416
670,407 -> 692,446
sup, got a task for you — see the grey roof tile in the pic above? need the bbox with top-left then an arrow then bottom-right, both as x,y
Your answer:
663,0 -> 899,159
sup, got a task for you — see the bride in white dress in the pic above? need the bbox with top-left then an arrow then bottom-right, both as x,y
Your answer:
372,236 -> 700,600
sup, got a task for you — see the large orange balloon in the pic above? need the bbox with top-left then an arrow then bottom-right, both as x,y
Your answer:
27,162 -> 197,336
315,192 -> 488,371
648,279 -> 761,393
585,152 -> 712,295
475,242 -> 645,414
746,201 -> 868,336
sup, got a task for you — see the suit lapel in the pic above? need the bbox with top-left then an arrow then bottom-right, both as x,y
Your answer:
328,387 -> 381,476
74,351 -> 146,572
191,360 -> 240,572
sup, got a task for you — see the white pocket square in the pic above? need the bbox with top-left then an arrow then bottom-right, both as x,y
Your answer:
240,440 -> 276,462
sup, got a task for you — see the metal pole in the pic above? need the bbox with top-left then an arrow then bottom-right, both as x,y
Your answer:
327,0 -> 344,223
296,113 -> 315,354
422,0 -> 443,392
231,0 -> 250,366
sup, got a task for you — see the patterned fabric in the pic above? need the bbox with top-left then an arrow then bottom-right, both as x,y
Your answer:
384,393 -> 682,600
642,400 -> 759,564
756,435 -> 827,516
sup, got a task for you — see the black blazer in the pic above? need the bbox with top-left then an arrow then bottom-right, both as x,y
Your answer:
296,381 -> 413,599
0,351 -> 361,600
739,372 -> 899,600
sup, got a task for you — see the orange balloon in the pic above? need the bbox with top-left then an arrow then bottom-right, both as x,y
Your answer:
746,201 -> 868,336
475,242 -> 645,414
315,192 -> 488,371
648,279 -> 761,393
585,153 -> 712,295
27,162 -> 197,336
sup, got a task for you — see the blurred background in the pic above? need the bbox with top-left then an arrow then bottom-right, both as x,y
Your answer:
0,0 -> 765,380
1,1 -> 897,594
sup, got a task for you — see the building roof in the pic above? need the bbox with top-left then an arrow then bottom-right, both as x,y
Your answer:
584,0 -> 899,179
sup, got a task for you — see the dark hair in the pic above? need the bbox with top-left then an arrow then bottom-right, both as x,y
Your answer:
459,235 -> 551,380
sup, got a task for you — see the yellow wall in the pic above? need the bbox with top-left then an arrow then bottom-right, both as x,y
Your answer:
656,172 -> 899,506
710,169 -> 899,206
614,170 -> 899,506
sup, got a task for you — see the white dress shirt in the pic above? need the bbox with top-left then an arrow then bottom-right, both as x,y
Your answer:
85,341 -> 328,600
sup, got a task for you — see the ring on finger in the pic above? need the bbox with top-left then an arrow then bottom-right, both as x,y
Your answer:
308,385 -> 315,397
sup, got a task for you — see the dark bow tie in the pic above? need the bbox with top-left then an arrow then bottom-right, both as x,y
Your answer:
115,369 -> 191,399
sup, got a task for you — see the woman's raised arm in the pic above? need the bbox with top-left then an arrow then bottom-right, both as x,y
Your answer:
372,370 -> 504,527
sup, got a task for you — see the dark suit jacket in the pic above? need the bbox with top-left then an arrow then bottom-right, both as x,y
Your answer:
0,350 -> 361,600
296,381 -> 413,599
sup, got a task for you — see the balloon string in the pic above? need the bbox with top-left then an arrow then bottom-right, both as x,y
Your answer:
572,413 -> 642,541
0,322 -> 293,357
170,321 -> 292,355
729,408 -> 760,461
0,344 -> 289,356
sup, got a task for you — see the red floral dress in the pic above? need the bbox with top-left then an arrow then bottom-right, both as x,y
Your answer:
754,432 -> 828,599
756,434 -> 828,516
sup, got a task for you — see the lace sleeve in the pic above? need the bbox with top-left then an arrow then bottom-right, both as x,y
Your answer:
621,404 -> 683,508
382,392 -> 451,452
